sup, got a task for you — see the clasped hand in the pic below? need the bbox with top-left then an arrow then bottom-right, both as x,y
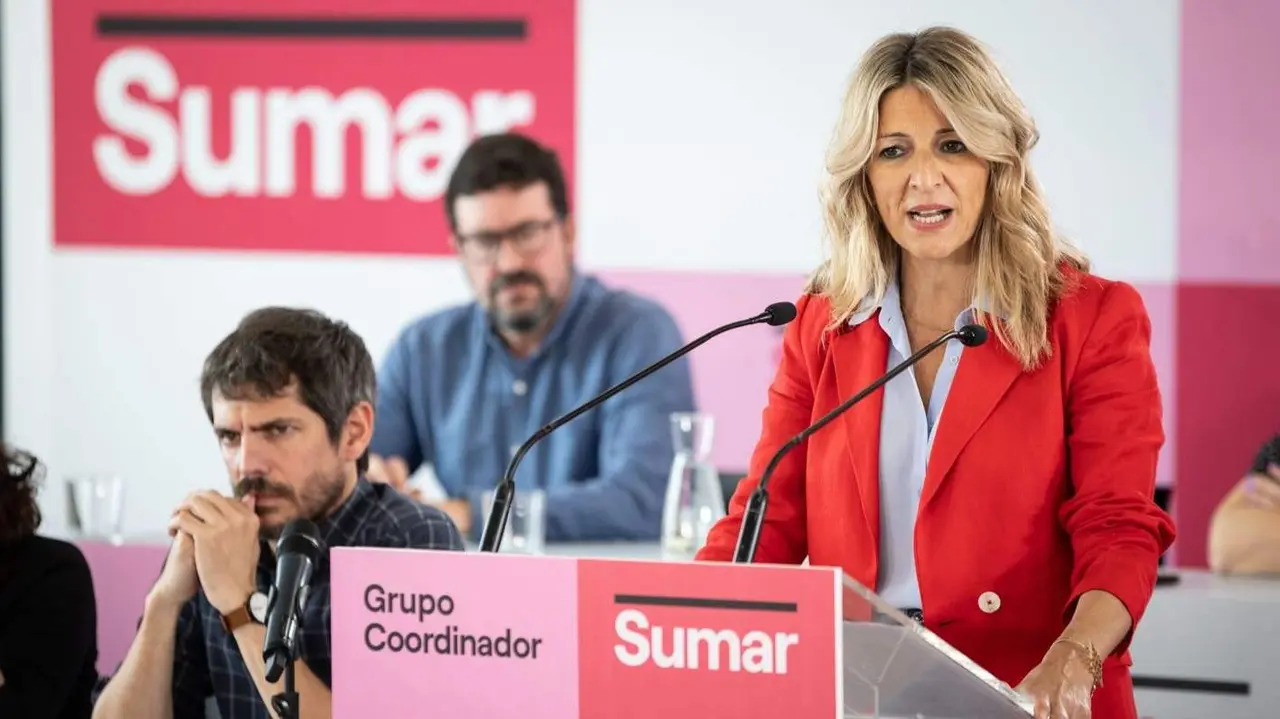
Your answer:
1014,642 -> 1096,719
165,490 -> 262,615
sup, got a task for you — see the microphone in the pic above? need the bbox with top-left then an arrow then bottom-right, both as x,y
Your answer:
479,301 -> 799,552
263,518 -> 324,683
731,322 -> 989,563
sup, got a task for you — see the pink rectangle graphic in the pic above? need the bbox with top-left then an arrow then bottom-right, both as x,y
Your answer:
1178,0 -> 1280,282
330,548 -> 580,718
76,541 -> 169,674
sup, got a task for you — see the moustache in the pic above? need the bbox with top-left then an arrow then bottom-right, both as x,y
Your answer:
489,271 -> 545,299
234,476 -> 295,501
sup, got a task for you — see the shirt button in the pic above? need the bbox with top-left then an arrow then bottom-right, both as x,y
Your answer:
978,591 -> 1001,613
512,379 -> 528,396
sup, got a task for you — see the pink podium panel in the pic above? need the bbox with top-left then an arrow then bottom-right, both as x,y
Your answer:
330,549 -> 842,718
330,549 -> 581,717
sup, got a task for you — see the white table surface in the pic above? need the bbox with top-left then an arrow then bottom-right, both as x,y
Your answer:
1128,569 -> 1280,719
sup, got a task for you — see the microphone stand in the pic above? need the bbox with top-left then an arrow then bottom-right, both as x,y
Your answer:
270,659 -> 298,719
267,618 -> 302,719
733,326 -> 973,563
479,303 -> 795,552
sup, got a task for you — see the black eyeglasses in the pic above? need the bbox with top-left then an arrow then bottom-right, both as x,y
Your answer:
456,219 -> 558,263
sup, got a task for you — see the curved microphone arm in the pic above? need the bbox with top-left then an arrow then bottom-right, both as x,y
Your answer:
479,303 -> 795,552
732,323 -> 987,563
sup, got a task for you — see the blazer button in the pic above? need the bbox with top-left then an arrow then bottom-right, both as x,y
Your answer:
978,591 -> 1001,613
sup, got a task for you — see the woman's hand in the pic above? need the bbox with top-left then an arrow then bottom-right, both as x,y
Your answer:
1014,640 -> 1098,718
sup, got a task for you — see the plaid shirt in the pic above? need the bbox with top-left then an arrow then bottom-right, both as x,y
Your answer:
93,479 -> 464,719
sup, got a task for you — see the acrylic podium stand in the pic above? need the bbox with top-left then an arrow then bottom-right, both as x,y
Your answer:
838,573 -> 1034,719
329,547 -> 1036,719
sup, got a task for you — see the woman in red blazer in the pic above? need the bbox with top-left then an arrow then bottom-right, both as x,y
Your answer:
697,27 -> 1175,719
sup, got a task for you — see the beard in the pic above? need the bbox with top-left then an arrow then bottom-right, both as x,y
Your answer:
488,270 -> 554,334
234,468 -> 347,540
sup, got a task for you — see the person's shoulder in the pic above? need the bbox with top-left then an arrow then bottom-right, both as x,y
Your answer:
4,536 -> 95,608
357,483 -> 466,551
579,275 -> 680,330
568,276 -> 686,354
793,291 -> 834,329
21,535 -> 93,579
389,302 -> 481,353
770,291 -> 837,353
1052,266 -> 1150,329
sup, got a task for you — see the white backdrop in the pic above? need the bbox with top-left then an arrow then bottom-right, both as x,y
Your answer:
3,0 -> 1178,537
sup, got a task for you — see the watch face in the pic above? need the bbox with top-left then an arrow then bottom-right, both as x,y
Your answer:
249,592 -> 270,623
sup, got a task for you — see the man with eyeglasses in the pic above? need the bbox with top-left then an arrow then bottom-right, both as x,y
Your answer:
367,132 -> 697,543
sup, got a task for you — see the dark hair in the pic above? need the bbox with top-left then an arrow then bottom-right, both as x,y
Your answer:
200,307 -> 376,474
0,446 -> 43,546
444,132 -> 570,231
1250,433 -> 1280,476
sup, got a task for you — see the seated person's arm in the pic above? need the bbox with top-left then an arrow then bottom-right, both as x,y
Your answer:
502,308 -> 696,542
92,538 -> 211,719
225,613 -> 334,718
0,543 -> 96,718
1208,459 -> 1280,576
368,330 -> 430,491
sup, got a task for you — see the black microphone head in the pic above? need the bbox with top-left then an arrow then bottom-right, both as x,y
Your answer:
764,302 -> 797,326
957,323 -> 989,347
277,518 -> 323,561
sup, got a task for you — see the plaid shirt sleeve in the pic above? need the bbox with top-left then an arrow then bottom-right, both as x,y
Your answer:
170,599 -> 212,719
90,598 -> 211,719
409,505 -> 467,550
375,499 -> 466,551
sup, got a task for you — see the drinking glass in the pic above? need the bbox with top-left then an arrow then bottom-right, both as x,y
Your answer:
482,487 -> 547,554
66,475 -> 126,544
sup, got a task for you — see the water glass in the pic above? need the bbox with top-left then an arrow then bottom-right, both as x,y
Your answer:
66,475 -> 126,544
482,488 -> 547,554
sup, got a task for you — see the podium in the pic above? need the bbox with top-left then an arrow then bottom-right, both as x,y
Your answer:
328,548 -> 1033,718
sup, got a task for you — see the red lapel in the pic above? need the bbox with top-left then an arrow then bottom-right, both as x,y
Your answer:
922,330 -> 1023,508
830,317 -> 891,550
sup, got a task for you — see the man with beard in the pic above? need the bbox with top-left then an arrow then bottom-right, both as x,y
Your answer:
91,307 -> 464,719
367,132 -> 696,542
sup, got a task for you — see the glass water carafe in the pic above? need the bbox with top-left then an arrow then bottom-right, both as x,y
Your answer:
661,412 -> 725,560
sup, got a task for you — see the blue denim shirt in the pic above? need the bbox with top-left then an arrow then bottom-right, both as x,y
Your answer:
371,273 -> 697,542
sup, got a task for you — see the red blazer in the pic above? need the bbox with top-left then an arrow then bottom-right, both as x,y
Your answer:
698,270 -> 1176,719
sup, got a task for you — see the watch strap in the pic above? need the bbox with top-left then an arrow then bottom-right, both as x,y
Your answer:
221,602 -> 255,633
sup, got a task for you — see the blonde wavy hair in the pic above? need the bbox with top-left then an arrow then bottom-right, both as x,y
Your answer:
810,26 -> 1088,369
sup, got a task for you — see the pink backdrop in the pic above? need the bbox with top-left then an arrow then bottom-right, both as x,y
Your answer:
76,541 -> 167,674
1174,0 -> 1280,567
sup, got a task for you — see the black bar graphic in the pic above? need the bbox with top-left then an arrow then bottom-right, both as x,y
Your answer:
614,594 -> 797,613
95,15 -> 526,40
1132,674 -> 1250,696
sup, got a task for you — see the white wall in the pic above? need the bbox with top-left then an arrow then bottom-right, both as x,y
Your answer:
4,0 -> 1178,537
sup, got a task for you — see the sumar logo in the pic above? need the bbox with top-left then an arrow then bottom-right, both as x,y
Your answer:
611,594 -> 801,674
92,46 -> 535,200
52,0 -> 576,255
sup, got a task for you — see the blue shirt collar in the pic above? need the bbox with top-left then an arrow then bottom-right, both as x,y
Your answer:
847,277 -> 1006,330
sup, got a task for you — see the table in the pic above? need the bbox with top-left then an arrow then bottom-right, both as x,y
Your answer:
1128,570 -> 1280,719
77,538 -> 1280,719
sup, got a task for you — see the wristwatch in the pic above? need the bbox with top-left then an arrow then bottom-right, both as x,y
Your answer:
222,591 -> 269,633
